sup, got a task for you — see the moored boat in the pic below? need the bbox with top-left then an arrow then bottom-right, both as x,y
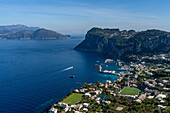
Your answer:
69,75 -> 75,78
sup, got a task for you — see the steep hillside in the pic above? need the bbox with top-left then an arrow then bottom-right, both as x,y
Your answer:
75,27 -> 170,58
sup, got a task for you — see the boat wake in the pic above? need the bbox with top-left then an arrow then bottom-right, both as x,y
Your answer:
62,66 -> 73,71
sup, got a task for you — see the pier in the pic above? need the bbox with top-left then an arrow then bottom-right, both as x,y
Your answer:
104,59 -> 113,63
94,64 -> 102,72
94,64 -> 120,76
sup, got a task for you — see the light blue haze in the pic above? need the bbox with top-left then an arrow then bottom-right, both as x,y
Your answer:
0,0 -> 170,34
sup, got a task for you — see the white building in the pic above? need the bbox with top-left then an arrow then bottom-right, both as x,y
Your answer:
83,108 -> 88,112
144,81 -> 155,87
64,107 -> 70,112
157,83 -> 164,87
146,72 -> 153,76
160,56 -> 165,60
147,96 -> 154,99
164,69 -> 170,73
162,80 -> 168,84
157,105 -> 167,109
48,108 -> 58,113
104,101 -> 111,105
134,99 -> 142,103
83,103 -> 89,107
77,104 -> 83,110
155,94 -> 166,99
106,80 -> 112,84
84,93 -> 91,97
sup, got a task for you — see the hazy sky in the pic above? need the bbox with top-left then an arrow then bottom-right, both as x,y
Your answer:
0,0 -> 170,34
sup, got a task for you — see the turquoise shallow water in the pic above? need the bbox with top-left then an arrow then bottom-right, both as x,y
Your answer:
0,36 -> 119,113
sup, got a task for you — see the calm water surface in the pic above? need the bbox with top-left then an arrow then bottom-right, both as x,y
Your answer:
0,37 -> 119,113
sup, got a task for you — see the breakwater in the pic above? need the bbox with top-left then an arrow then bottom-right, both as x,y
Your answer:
94,64 -> 120,76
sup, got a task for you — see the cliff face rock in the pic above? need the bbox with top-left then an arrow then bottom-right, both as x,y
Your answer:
0,25 -> 70,40
75,28 -> 170,58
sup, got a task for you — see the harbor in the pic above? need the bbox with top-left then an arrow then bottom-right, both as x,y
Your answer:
95,59 -> 122,76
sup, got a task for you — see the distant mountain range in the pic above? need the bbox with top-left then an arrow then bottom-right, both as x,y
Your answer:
0,24 -> 39,32
0,24 -> 70,40
75,27 -> 170,59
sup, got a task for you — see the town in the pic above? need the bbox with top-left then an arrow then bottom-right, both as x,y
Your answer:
47,54 -> 170,113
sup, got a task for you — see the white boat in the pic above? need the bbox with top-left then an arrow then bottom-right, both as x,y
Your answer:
63,66 -> 73,71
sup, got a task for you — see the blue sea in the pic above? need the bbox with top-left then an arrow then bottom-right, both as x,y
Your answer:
0,36 -> 119,113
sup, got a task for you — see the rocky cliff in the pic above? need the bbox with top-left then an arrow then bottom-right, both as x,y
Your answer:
75,27 -> 170,58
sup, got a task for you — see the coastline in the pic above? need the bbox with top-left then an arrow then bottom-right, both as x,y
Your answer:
46,59 -> 124,113
46,55 -> 170,113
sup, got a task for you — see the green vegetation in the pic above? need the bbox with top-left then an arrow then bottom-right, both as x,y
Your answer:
139,72 -> 147,77
60,93 -> 83,105
97,94 -> 110,101
119,87 -> 141,95
165,106 -> 170,112
48,56 -> 170,113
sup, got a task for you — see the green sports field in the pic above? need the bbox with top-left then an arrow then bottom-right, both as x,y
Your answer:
60,93 -> 83,105
119,87 -> 141,95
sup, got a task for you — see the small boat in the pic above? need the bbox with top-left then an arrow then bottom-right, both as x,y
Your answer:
70,76 -> 75,78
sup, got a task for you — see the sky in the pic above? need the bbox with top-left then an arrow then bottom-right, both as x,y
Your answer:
0,0 -> 170,35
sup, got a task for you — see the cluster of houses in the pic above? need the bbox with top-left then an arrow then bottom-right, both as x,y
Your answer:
129,61 -> 169,109
134,92 -> 168,106
144,79 -> 169,89
135,94 -> 146,103
129,62 -> 148,72
48,75 -> 169,112
143,78 -> 169,91
142,78 -> 169,109
142,54 -> 170,61
129,53 -> 170,61
48,57 -> 169,113
49,102 -> 90,113
117,59 -> 170,110
48,81 -> 113,113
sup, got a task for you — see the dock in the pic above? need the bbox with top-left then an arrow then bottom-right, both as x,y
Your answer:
94,64 -> 102,72
104,59 -> 113,63
94,64 -> 120,76
99,71 -> 120,76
